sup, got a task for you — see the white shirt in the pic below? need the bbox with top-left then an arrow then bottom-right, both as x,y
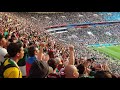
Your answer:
0,46 -> 8,63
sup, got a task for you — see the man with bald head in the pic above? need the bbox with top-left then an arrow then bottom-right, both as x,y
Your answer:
64,65 -> 79,78
63,45 -> 79,78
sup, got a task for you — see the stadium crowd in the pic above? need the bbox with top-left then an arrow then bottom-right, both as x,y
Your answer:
0,12 -> 120,78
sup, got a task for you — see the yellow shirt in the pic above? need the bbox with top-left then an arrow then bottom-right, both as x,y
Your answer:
3,59 -> 22,78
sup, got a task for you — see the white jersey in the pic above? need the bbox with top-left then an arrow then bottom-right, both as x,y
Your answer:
0,46 -> 8,63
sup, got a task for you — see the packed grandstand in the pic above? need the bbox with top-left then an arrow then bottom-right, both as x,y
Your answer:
0,12 -> 120,78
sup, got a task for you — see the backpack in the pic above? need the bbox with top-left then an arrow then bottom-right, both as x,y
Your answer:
0,58 -> 17,78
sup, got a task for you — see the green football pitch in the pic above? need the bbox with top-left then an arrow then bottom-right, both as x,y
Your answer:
91,45 -> 120,60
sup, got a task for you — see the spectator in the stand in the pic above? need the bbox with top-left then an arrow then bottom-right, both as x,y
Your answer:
47,58 -> 60,78
28,60 -> 53,78
3,42 -> 24,78
41,50 -> 50,63
8,34 -> 16,43
26,46 -> 39,77
54,57 -> 63,72
94,71 -> 112,78
4,29 -> 9,39
0,34 -> 8,65
48,49 -> 55,59
64,45 -> 79,78
28,42 -> 53,78
48,41 -> 55,59
77,64 -> 85,78
64,65 -> 79,78
17,42 -> 28,78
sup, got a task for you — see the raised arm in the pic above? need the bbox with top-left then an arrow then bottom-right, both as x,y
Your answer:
37,42 -> 46,60
68,45 -> 75,65
102,62 -> 111,73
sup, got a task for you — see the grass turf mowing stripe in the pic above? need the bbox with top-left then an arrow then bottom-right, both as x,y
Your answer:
93,46 -> 120,60
106,46 -> 120,53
